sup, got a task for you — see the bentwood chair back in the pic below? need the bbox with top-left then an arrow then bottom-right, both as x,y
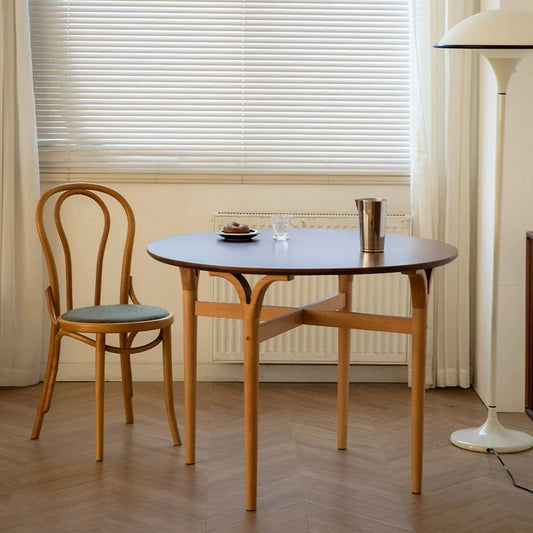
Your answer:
31,182 -> 181,460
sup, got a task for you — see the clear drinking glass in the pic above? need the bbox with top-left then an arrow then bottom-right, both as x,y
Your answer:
271,213 -> 292,240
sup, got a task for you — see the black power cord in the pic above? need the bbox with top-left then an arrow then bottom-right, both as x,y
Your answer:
487,448 -> 533,494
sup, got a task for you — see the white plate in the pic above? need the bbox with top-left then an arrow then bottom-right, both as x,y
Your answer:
216,228 -> 260,241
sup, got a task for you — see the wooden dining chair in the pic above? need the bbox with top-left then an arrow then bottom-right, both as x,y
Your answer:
31,183 -> 181,460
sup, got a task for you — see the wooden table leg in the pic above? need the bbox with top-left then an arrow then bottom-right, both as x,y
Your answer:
211,273 -> 291,511
406,269 -> 431,494
337,275 -> 354,450
243,312 -> 260,511
180,268 -> 199,465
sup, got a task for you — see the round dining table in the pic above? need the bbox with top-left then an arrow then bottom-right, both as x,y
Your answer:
148,228 -> 458,511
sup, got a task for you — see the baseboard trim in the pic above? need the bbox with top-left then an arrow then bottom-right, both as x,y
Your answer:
48,362 -> 408,383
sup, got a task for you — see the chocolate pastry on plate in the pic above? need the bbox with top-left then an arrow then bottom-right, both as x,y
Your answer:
222,221 -> 250,233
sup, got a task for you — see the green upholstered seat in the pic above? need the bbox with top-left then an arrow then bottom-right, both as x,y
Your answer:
61,304 -> 169,323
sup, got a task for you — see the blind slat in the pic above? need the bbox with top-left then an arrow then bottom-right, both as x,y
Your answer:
29,0 -> 410,177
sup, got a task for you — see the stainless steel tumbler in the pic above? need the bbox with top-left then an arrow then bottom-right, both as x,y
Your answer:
355,198 -> 386,252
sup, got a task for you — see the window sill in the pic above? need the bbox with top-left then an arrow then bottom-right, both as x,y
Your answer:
39,171 -> 410,186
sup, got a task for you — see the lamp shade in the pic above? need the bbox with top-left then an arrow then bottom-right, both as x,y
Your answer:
435,8 -> 533,49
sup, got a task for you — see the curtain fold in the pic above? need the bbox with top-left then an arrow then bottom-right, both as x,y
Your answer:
0,0 -> 42,386
409,0 -> 475,388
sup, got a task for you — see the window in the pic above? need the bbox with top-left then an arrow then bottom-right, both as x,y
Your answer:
29,1 -> 410,184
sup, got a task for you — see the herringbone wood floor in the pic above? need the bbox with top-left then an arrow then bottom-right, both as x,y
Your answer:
1,381 -> 532,532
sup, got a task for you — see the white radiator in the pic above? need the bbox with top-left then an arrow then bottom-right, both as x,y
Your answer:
212,213 -> 411,365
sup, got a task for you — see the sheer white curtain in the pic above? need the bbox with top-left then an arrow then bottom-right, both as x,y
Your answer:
409,0 -> 475,388
0,0 -> 42,386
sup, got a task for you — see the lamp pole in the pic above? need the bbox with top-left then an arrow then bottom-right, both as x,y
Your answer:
434,8 -> 533,453
450,55 -> 533,452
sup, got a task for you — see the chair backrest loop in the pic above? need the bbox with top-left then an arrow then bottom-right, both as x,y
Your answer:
36,183 -> 136,315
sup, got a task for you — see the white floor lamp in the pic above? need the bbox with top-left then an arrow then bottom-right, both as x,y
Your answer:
435,8 -> 533,453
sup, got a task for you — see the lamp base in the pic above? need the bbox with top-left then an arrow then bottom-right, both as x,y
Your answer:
450,408 -> 533,453
450,409 -> 533,453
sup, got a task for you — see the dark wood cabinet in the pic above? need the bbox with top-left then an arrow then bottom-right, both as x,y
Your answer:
526,232 -> 533,420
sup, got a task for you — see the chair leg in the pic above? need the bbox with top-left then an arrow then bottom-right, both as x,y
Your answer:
119,332 -> 134,424
162,327 -> 181,446
95,333 -> 106,462
31,325 -> 60,439
120,353 -> 134,423
42,334 -> 62,414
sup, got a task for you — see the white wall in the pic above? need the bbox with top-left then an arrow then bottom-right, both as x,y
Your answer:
40,180 -> 410,383
476,0 -> 533,411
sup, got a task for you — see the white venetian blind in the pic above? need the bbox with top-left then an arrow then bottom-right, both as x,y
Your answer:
29,1 -> 410,183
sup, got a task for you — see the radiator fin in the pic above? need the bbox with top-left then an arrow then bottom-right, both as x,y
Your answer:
212,213 -> 411,364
